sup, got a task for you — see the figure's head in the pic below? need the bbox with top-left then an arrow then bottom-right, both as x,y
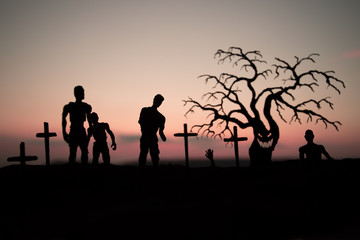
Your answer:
153,94 -> 164,108
305,129 -> 314,143
90,112 -> 99,123
74,86 -> 84,100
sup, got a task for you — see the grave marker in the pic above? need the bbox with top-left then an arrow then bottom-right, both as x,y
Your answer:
36,122 -> 57,165
224,126 -> 247,168
7,142 -> 38,165
174,124 -> 198,167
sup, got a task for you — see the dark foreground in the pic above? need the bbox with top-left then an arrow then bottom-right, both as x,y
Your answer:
1,159 -> 360,240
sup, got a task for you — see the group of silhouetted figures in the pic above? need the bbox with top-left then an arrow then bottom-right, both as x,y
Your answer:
62,86 -> 166,167
62,85 -> 333,168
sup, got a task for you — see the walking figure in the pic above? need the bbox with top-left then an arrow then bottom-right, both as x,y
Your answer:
62,86 -> 92,164
299,129 -> 333,169
138,94 -> 166,167
88,112 -> 116,165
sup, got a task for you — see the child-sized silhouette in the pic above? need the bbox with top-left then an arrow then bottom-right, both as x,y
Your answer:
62,86 -> 92,164
138,94 -> 166,167
299,129 -> 333,168
88,112 -> 116,165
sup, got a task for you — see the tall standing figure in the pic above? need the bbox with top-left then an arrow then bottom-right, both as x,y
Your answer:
62,86 -> 92,164
138,94 -> 166,167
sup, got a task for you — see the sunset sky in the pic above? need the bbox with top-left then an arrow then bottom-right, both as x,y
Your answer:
1,0 -> 359,167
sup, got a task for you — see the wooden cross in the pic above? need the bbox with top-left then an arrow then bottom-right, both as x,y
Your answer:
174,123 -> 198,167
224,126 -> 247,168
7,142 -> 38,166
36,122 -> 57,166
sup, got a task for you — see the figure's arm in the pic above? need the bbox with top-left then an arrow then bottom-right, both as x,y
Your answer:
105,124 -> 117,150
87,105 -> 92,129
138,108 -> 144,125
62,105 -> 69,143
321,146 -> 334,160
299,147 -> 305,161
159,129 -> 166,142
85,106 -> 92,146
87,127 -> 92,143
205,149 -> 215,167
159,118 -> 166,142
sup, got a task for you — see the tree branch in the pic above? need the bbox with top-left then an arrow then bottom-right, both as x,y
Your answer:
276,96 -> 341,130
183,97 -> 251,138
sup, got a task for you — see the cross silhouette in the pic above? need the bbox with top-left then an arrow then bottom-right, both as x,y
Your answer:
224,126 -> 247,168
36,122 -> 57,165
174,123 -> 198,167
7,142 -> 38,166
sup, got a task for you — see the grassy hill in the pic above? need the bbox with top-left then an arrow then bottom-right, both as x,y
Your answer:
1,159 -> 360,239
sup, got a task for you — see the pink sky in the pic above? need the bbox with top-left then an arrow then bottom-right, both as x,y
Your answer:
343,49 -> 360,59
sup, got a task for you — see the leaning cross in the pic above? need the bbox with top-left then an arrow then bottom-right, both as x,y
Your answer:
36,122 -> 57,166
7,142 -> 38,166
224,126 -> 247,168
174,123 -> 198,167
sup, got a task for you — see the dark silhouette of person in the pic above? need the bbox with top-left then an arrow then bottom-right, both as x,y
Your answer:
62,86 -> 92,164
138,94 -> 166,167
299,129 -> 334,168
88,112 -> 116,165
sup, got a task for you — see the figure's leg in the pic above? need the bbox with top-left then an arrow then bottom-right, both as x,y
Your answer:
68,131 -> 77,164
80,145 -> 88,164
102,143 -> 110,165
92,142 -> 100,165
79,128 -> 88,165
139,138 -> 148,167
149,142 -> 160,167
68,142 -> 77,165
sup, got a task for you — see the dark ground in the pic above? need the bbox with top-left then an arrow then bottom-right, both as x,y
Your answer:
1,159 -> 360,240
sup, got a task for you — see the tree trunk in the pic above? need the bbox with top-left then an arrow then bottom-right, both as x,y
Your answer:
249,97 -> 279,167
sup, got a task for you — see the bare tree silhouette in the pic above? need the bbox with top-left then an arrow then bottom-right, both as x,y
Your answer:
184,47 -> 345,166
